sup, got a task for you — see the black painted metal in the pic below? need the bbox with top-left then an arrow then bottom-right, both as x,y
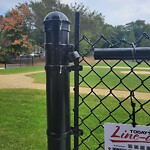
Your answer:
43,11 -> 150,150
94,47 -> 150,60
74,12 -> 80,150
72,13 -> 150,149
43,11 -> 71,150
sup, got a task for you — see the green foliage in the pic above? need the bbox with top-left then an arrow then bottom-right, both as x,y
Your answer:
0,4 -> 33,63
28,0 -> 61,46
29,0 -> 105,46
28,0 -> 150,52
115,20 -> 150,47
2,0 -> 150,58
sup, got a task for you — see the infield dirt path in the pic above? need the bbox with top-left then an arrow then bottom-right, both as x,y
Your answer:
0,70 -> 150,100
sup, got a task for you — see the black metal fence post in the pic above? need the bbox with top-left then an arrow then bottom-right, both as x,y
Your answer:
43,11 -> 71,150
74,12 -> 80,150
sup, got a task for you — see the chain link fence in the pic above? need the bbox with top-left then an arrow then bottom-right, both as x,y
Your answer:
1,56 -> 45,68
73,32 -> 150,149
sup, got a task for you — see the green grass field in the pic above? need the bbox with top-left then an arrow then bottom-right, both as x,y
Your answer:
28,66 -> 150,93
0,89 -> 149,149
0,89 -> 47,150
0,66 -> 44,75
0,61 -> 149,149
77,94 -> 150,149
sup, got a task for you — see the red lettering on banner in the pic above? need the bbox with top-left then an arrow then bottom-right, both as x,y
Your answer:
145,136 -> 150,141
111,126 -> 120,138
110,125 -> 150,143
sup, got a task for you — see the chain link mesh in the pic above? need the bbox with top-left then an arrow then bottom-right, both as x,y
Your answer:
73,33 -> 150,150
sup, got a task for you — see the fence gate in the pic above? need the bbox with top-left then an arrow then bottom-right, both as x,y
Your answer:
73,12 -> 150,150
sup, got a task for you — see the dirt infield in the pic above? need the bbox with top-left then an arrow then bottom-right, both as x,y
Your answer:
0,71 -> 45,90
0,71 -> 149,100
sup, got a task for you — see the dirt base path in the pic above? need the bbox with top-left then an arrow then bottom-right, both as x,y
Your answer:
0,71 -> 45,90
0,71 -> 149,100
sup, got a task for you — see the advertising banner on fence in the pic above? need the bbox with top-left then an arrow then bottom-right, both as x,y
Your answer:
104,123 -> 150,150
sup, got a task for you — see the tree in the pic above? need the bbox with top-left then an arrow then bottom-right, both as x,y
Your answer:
29,0 -> 105,47
0,4 -> 33,62
115,20 -> 150,47
28,0 -> 150,52
29,0 -> 61,47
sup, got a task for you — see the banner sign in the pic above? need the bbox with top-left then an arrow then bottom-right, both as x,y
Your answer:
104,123 -> 150,150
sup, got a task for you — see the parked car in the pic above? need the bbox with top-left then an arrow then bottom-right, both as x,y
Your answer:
19,54 -> 29,58
30,52 -> 41,57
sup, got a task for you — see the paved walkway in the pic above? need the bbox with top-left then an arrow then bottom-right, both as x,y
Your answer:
0,71 -> 150,100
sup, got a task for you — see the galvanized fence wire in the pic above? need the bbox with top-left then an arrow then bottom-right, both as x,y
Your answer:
73,33 -> 150,149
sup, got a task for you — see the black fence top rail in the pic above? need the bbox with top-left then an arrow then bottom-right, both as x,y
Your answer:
94,47 -> 150,60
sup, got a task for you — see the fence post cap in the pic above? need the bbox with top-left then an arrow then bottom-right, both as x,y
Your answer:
44,11 -> 70,22
43,11 -> 70,32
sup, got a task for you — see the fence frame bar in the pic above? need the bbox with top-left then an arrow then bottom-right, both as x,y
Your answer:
94,47 -> 150,60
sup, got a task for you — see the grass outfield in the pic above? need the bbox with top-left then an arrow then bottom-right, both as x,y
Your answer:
0,89 -> 149,149
0,62 -> 149,149
28,66 -> 150,93
0,89 -> 47,150
0,60 -> 149,75
0,66 -> 44,75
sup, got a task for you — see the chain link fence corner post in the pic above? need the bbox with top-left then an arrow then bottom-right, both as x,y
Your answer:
43,11 -> 71,150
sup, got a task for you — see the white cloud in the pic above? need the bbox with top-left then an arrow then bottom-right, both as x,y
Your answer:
61,0 -> 150,25
1,0 -> 150,25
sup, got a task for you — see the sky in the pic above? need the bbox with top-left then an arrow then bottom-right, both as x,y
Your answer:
0,0 -> 150,26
